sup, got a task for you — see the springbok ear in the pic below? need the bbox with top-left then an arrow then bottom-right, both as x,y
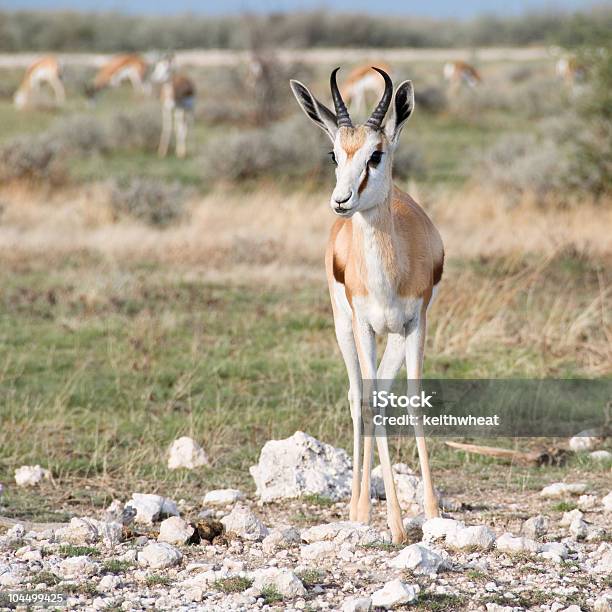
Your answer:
384,80 -> 414,146
290,80 -> 338,142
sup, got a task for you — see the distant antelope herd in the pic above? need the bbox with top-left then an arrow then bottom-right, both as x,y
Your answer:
12,51 -> 590,156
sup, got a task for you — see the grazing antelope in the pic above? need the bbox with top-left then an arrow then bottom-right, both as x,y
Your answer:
443,60 -> 482,88
86,53 -> 148,99
556,56 -> 587,87
151,54 -> 196,159
340,62 -> 393,116
14,56 -> 65,109
291,68 -> 443,544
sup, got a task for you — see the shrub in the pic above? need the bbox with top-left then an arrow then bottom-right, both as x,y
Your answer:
50,114 -> 110,155
415,86 -> 447,114
200,115 -> 424,184
111,178 -> 186,227
0,134 -> 66,185
107,107 -> 161,153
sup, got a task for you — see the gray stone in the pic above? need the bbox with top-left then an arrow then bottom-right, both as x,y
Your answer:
138,542 -> 182,569
447,525 -> 496,550
389,543 -> 447,574
220,504 -> 268,541
125,493 -> 179,525
262,526 -> 301,554
55,556 -> 99,579
342,596 -> 372,612
421,517 -> 464,542
251,567 -> 306,597
371,579 -> 419,609
301,521 -> 384,546
539,542 -> 569,563
250,431 -> 352,502
496,532 -> 539,554
158,516 -> 194,545
521,515 -> 549,539
167,436 -> 209,470
202,489 -> 244,506
540,483 -> 588,498
300,541 -> 336,561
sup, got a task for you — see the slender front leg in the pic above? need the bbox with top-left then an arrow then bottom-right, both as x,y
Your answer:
406,310 -> 439,518
331,292 -> 362,521
158,105 -> 173,158
49,76 -> 65,105
175,108 -> 187,159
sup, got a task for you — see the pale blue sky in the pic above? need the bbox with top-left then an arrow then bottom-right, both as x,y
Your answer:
2,0 -> 608,19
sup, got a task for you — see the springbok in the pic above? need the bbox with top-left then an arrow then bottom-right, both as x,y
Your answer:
151,54 -> 196,159
86,53 -> 148,100
341,62 -> 393,116
14,56 -> 65,110
290,68 -> 443,544
556,56 -> 587,87
443,60 -> 482,89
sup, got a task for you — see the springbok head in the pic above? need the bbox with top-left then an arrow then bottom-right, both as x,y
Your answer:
151,53 -> 176,84
290,67 -> 414,217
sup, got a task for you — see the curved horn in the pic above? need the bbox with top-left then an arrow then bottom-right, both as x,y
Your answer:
365,67 -> 393,130
330,67 -> 352,128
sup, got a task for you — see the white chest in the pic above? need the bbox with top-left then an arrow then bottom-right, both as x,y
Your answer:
353,293 -> 421,335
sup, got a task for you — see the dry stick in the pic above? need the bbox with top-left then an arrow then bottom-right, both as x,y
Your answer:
444,441 -> 569,466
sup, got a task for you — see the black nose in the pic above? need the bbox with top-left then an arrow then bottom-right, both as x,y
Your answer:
334,192 -> 352,205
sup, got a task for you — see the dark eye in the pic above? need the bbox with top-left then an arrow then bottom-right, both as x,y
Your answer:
328,151 -> 337,166
369,150 -> 384,166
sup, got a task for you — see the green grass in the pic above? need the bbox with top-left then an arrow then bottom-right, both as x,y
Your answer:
102,559 -> 134,574
260,585 -> 283,605
145,574 -> 172,587
296,569 -> 326,587
213,577 -> 254,593
58,545 -> 99,558
301,494 -> 335,507
0,254 -> 608,518
551,501 -> 578,512
415,593 -> 469,611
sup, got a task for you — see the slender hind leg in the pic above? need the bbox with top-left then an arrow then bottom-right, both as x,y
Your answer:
158,105 -> 173,158
175,108 -> 187,159
406,310 -> 439,518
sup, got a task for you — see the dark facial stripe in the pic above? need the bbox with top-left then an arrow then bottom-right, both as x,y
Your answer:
358,165 -> 369,194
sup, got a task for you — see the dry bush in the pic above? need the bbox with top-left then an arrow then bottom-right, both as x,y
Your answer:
414,86 -> 447,114
0,135 -> 66,185
111,179 -> 186,227
107,107 -> 161,153
49,114 -> 110,155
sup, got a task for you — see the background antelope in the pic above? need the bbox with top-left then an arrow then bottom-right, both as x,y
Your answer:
151,54 -> 196,158
556,56 -> 587,87
340,62 -> 393,116
13,55 -> 65,109
85,53 -> 148,99
443,60 -> 482,88
291,67 -> 444,544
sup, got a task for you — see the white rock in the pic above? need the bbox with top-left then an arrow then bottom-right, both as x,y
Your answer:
578,495 -> 598,511
371,463 -> 429,512
250,431 -> 352,502
569,516 -> 589,540
422,517 -> 464,542
389,543 -> 447,574
167,436 -> 209,470
539,542 -> 569,563
521,515 -> 549,539
300,541 -> 336,561
594,592 -> 612,612
55,517 -> 99,544
158,516 -> 194,545
590,450 -> 612,462
14,465 -> 50,487
220,504 -> 268,541
342,596 -> 372,612
262,526 -> 301,554
99,575 -> 121,592
448,525 -> 496,550
55,556 -> 99,579
202,489 -> 244,506
540,482 -> 588,498
496,532 -> 539,554
138,542 -> 182,569
560,509 -> 584,526
371,579 -> 419,609
593,544 -> 612,573
569,430 -> 602,452
301,522 -> 384,546
602,492 -> 612,512
125,493 -> 179,525
251,567 -> 306,597
562,606 -> 583,612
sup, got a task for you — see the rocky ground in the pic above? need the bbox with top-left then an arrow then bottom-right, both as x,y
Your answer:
1,433 -> 610,611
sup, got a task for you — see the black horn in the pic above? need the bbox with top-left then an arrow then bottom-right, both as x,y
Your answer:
365,67 -> 393,130
330,67 -> 352,128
